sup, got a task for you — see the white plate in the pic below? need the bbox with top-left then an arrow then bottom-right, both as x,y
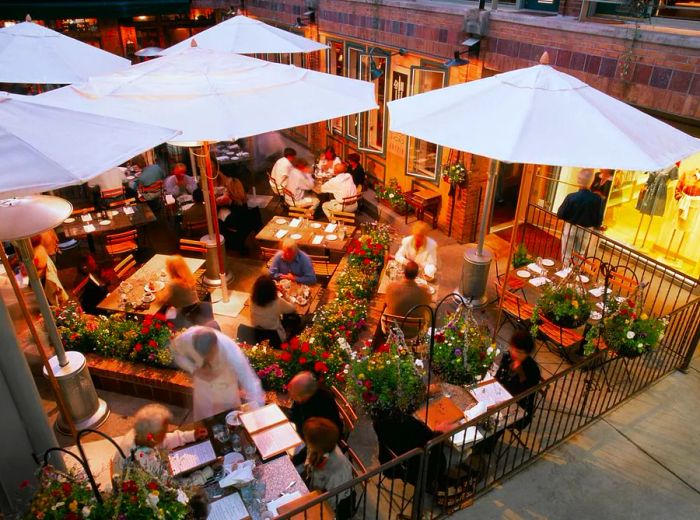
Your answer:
275,218 -> 287,225
144,281 -> 165,293
590,311 -> 602,320
99,220 -> 111,226
325,234 -> 337,241
125,175 -> 136,181
542,258 -> 555,267
415,277 -> 428,286
142,293 -> 156,303
516,269 -> 531,279
63,218 -> 75,224
291,233 -> 303,240
578,275 -> 590,284
310,222 -> 322,229
426,285 -> 436,295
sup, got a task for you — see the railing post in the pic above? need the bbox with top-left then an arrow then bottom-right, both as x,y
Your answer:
679,303 -> 700,373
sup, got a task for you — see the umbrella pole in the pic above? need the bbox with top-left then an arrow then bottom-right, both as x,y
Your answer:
493,164 -> 536,342
203,142 -> 230,302
0,243 -> 76,437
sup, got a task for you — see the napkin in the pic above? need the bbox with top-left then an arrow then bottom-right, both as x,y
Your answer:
424,264 -> 437,279
275,229 -> 289,239
555,267 -> 572,279
324,223 -> 337,233
589,286 -> 612,298
596,302 -> 612,312
165,194 -> 176,205
83,224 -> 96,233
451,426 -> 484,448
529,277 -> 549,287
123,206 -> 135,215
289,218 -> 301,228
80,214 -> 92,222
223,452 -> 244,473
465,401 -> 488,421
218,460 -> 255,488
527,262 -> 545,275
267,492 -> 302,516
312,235 -> 323,245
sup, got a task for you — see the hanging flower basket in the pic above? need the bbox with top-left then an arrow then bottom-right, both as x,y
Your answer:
441,163 -> 469,188
535,283 -> 592,329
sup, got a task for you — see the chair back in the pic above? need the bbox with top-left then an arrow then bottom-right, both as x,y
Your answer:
260,246 -> 280,263
572,252 -> 602,281
608,266 -> 639,299
109,197 -> 136,208
71,206 -> 95,216
288,206 -> 313,219
105,230 -> 138,258
183,218 -> 209,237
341,193 -> 362,212
236,323 -> 281,349
330,385 -> 359,437
267,173 -> 283,196
328,210 -> 356,225
282,187 -> 296,206
179,239 -> 207,255
101,187 -> 125,201
113,254 -> 137,279
71,276 -> 90,299
381,311 -> 426,340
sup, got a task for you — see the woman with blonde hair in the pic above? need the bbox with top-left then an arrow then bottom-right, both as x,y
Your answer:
158,255 -> 201,325
217,174 -> 263,255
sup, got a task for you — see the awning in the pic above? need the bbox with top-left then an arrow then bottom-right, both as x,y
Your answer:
1,1 -> 190,20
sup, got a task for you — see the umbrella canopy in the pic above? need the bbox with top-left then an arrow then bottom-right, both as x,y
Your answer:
0,196 -> 71,240
158,15 -> 327,56
135,47 -> 164,57
388,62 -> 700,171
0,17 -> 130,84
35,46 -> 377,143
0,92 -> 180,197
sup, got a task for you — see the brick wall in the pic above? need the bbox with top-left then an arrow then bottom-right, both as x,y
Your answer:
560,0 -> 584,18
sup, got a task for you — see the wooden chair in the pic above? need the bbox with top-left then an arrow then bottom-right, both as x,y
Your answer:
113,254 -> 137,280
328,209 -> 356,225
608,266 -> 639,299
179,239 -> 209,299
341,193 -> 362,212
108,197 -> 136,208
100,187 -> 125,201
105,229 -> 138,258
288,206 -> 314,219
182,218 -> 209,238
571,252 -> 602,283
138,180 -> 164,202
493,251 -> 527,303
331,386 -> 359,443
266,172 -> 286,213
179,238 -> 207,255
71,276 -> 90,299
260,246 -> 280,267
495,282 -> 534,331
308,254 -> 339,284
381,310 -> 426,344
537,316 -> 584,373
71,206 -> 95,216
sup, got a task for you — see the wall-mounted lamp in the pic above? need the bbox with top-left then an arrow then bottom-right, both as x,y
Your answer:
292,8 -> 316,28
444,50 -> 469,68
367,47 -> 407,79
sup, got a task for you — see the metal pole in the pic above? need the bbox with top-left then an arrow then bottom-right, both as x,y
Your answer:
0,243 -> 76,437
203,142 -> 230,302
477,160 -> 499,256
16,238 -> 68,367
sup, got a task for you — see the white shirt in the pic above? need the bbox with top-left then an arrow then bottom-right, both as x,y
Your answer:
318,156 -> 342,174
271,156 -> 294,190
321,173 -> 357,202
170,326 -> 265,420
285,167 -> 315,204
395,235 -> 438,273
113,429 -> 195,478
87,166 -> 126,191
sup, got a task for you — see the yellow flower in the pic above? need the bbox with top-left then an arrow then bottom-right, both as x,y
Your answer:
69,500 -> 78,512
572,300 -> 579,308
151,490 -> 159,496
640,313 -> 648,320
358,373 -> 365,380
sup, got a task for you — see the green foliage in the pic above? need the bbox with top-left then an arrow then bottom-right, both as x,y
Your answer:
512,243 -> 533,269
441,163 -> 469,185
346,340 -> 426,419
536,283 -> 592,328
23,466 -> 105,520
375,178 -> 407,212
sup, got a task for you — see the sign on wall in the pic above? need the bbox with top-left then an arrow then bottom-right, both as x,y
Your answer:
391,71 -> 408,101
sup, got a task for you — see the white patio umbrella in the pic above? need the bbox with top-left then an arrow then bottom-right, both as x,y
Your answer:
0,92 -> 179,435
158,14 -> 327,56
388,53 -> 700,306
0,15 -> 130,84
0,92 -> 180,197
135,47 -> 164,57
34,45 -> 377,299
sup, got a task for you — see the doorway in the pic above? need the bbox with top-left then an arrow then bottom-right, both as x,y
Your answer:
490,163 -> 524,241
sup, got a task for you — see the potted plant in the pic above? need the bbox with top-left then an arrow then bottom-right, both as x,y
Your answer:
535,283 -> 592,329
584,299 -> 667,358
23,465 -> 105,520
432,308 -> 498,386
441,163 -> 469,187
512,243 -> 533,269
375,178 -> 408,214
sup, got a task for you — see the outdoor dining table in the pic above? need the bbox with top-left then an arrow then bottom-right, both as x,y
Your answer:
96,254 -> 205,316
377,258 -> 439,302
61,202 -> 156,240
256,216 -> 355,254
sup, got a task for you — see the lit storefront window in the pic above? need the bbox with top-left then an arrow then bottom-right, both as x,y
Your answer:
359,53 -> 387,153
327,40 -> 344,134
407,68 -> 445,180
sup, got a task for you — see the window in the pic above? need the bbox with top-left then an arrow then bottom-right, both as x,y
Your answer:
346,47 -> 362,141
359,53 -> 387,153
407,68 -> 445,181
327,41 -> 344,134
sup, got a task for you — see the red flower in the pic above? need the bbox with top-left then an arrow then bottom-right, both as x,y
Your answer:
148,339 -> 157,347
435,332 -> 445,344
314,361 -> 329,373
167,321 -> 174,329
146,433 -> 154,442
134,343 -> 142,352
280,351 -> 292,362
281,342 -> 289,351
154,313 -> 166,321
377,343 -> 390,353
362,391 -> 378,403
335,372 -> 345,383
62,482 -> 72,496
51,489 -> 61,498
290,337 -> 300,351
321,351 -> 330,359
339,325 -> 345,331
65,513 -> 79,520
301,342 -> 310,353
155,323 -> 161,329
19,479 -> 29,490
147,481 -> 159,491
363,379 -> 372,390
70,333 -> 78,341
298,356 -> 308,365
141,327 -> 150,334
363,258 -> 371,265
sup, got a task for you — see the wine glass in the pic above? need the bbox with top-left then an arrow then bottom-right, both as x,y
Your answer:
212,424 -> 230,454
244,444 -> 256,461
230,433 -> 242,453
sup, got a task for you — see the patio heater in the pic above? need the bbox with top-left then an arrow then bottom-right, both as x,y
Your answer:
0,196 -> 109,434
460,160 -> 500,306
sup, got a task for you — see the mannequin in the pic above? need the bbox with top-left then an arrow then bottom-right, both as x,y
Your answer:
665,169 -> 700,258
634,164 -> 679,246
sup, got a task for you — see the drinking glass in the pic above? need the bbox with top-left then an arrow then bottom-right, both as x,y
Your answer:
230,433 -> 242,453
244,444 -> 256,461
212,424 -> 230,444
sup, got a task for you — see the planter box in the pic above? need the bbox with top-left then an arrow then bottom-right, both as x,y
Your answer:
378,198 -> 409,216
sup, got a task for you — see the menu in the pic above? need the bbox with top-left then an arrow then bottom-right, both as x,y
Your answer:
469,380 -> 513,408
208,492 -> 250,520
250,422 -> 302,461
414,396 -> 465,432
167,440 -> 217,476
239,404 -> 288,434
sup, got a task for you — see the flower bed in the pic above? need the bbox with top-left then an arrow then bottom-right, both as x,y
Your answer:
375,178 -> 408,214
55,303 -> 177,368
